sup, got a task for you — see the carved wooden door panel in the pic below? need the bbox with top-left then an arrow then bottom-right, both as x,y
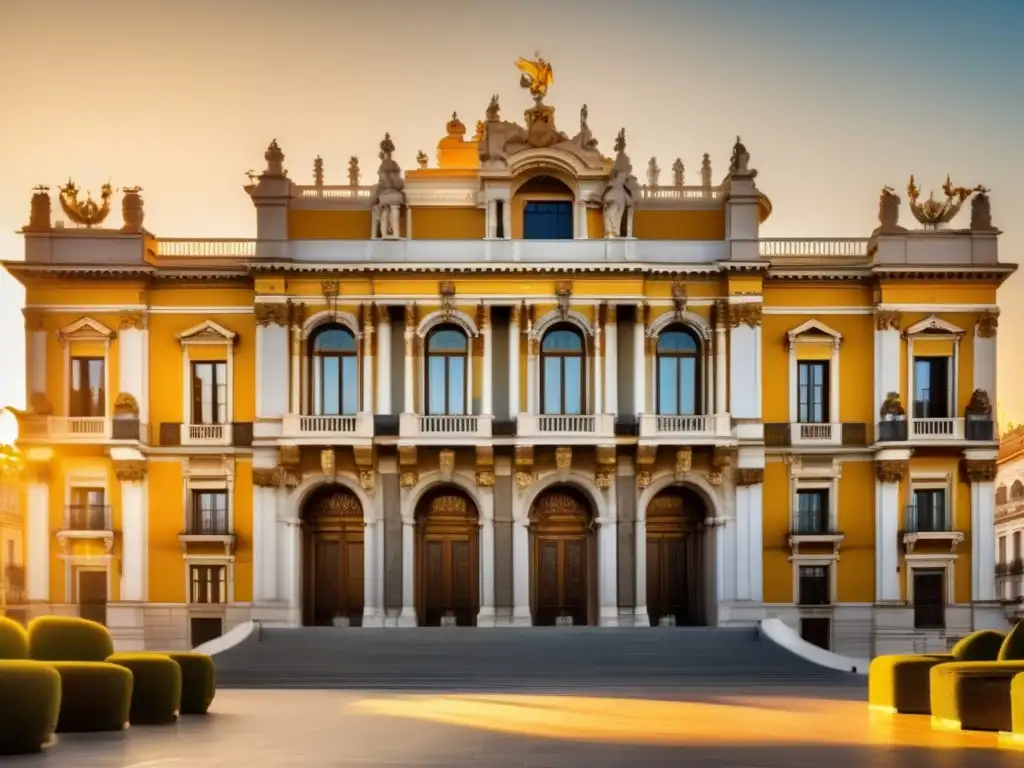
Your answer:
450,539 -> 473,625
561,539 -> 586,626
646,539 -> 662,627
344,537 -> 364,626
314,535 -> 341,627
536,540 -> 561,625
424,540 -> 447,626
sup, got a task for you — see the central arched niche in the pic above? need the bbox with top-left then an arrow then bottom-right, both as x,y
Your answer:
645,485 -> 709,627
414,487 -> 480,626
301,484 -> 365,627
511,170 -> 577,240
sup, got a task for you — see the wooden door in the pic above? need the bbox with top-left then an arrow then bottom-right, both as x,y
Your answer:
531,489 -> 591,626
417,492 -> 478,626
303,488 -> 364,627
646,488 -> 704,626
913,569 -> 945,629
647,537 -> 686,626
78,570 -> 108,626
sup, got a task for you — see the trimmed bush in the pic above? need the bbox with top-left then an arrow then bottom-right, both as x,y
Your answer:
163,652 -> 216,715
0,616 -> 28,660
930,660 -> 1024,731
107,652 -> 182,725
0,660 -> 60,754
50,661 -> 132,733
952,629 -> 1006,661
28,616 -> 113,662
868,654 -> 952,715
998,621 -> 1024,661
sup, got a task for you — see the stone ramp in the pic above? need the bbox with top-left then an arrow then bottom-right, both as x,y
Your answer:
213,627 -> 865,690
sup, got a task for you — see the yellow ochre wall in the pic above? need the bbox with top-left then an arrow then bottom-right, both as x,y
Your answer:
410,207 -> 485,240
288,210 -> 372,239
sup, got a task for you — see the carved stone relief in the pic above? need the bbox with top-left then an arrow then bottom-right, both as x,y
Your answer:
114,460 -> 147,482
255,303 -> 289,327
727,302 -> 763,328
875,460 -> 907,484
874,309 -> 902,332
735,468 -> 764,486
962,459 -> 996,483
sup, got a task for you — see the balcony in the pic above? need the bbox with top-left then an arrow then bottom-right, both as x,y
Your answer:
398,413 -> 492,443
877,416 -> 994,443
178,516 -> 235,555
787,515 -> 844,556
901,504 -> 964,552
279,413 -> 375,443
764,422 -> 868,448
181,423 -> 232,446
997,559 -> 1024,577
638,414 -> 732,444
57,505 -> 114,548
516,413 -> 615,443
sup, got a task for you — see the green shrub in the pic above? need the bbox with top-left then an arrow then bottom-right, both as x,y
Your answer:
930,660 -> 1024,731
999,621 -> 1024,661
868,654 -> 952,715
106,652 -> 182,725
50,661 -> 132,733
162,652 -> 216,715
28,616 -> 113,662
0,660 -> 60,754
952,629 -> 1006,661
0,617 -> 28,660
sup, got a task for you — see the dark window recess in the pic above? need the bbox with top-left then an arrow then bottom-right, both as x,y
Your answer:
913,569 -> 946,629
909,489 -> 948,532
190,565 -> 227,604
523,201 -> 573,240
794,490 -> 829,534
69,357 -> 105,417
190,617 -> 223,648
231,422 -> 253,447
798,565 -> 830,606
191,361 -> 227,424
800,618 -> 831,651
190,491 -> 229,535
495,200 -> 505,239
913,357 -> 950,419
797,360 -> 829,423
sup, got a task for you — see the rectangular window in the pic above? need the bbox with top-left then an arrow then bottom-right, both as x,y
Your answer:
190,490 -> 229,535
913,357 -> 950,419
68,487 -> 107,530
189,565 -> 227,604
794,489 -> 829,534
797,361 -> 829,423
913,569 -> 946,629
1000,535 -> 1008,565
69,357 -> 105,417
523,201 -> 573,240
1015,531 -> 1022,560
191,361 -> 228,425
798,565 -> 830,605
910,488 -> 948,532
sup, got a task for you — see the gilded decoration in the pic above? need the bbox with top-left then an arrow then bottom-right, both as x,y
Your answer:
515,53 -> 554,103
113,393 -> 139,417
637,470 -> 652,490
514,445 -> 534,468
977,312 -> 999,339
875,460 -> 907,484
907,174 -> 983,228
671,282 -> 687,318
675,448 -> 692,476
279,445 -> 301,468
735,468 -> 764,486
439,281 -> 456,320
22,308 -> 44,331
405,303 -> 418,329
58,179 -> 113,228
962,459 -> 997,483
636,444 -> 657,467
516,471 -> 536,489
401,471 -> 418,489
874,309 -> 902,332
595,469 -> 614,490
966,389 -> 993,416
253,468 -> 280,488
727,302 -> 763,328
439,449 -> 455,480
358,470 -> 375,492
119,311 -> 146,331
879,392 -> 906,418
555,446 -> 572,470
255,302 -> 289,327
320,448 -> 336,477
476,470 -> 495,488
555,281 -> 573,320
321,489 -> 361,516
707,470 -> 724,487
114,460 -> 147,482
595,445 -> 616,467
431,494 -> 469,516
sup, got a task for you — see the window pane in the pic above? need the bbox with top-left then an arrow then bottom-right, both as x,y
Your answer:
678,358 -> 697,414
341,357 -> 358,414
314,327 -> 356,352
658,358 -> 678,414
658,330 -> 697,353
215,363 -> 227,423
563,357 -> 582,415
429,328 -> 467,353
88,360 -> 104,416
322,357 -> 340,415
448,356 -> 466,414
542,329 -> 582,352
543,357 -> 562,414
428,357 -> 447,415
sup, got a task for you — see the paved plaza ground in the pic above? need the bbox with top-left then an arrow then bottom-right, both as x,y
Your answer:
6,686 -> 1024,767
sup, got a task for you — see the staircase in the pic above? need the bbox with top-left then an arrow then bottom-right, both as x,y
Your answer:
213,627 -> 865,691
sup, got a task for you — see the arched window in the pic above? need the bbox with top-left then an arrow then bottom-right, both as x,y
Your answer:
425,326 -> 468,415
1012,480 -> 1024,501
541,325 -> 585,415
309,324 -> 358,415
997,485 -> 1008,506
656,326 -> 701,415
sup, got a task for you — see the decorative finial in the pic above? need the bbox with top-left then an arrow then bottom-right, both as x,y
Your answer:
313,155 -> 324,187
264,139 -> 285,177
25,185 -> 52,232
416,150 -> 428,169
348,156 -> 360,187
671,159 -> 684,188
486,94 -> 500,121
647,157 -> 661,187
906,174 -> 979,228
514,53 -> 554,103
701,153 -> 712,188
120,186 -> 145,234
614,128 -> 626,155
379,133 -> 395,160
57,179 -> 114,228
728,136 -> 752,176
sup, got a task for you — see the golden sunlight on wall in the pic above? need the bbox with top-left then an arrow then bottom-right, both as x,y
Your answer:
835,460 -> 874,602
233,459 -> 254,603
288,210 -> 372,239
632,210 -> 725,240
148,460 -> 184,603
762,461 -> 791,603
411,207 -> 485,239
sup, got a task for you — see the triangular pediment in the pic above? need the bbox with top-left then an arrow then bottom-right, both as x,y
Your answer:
905,314 -> 964,336
786,318 -> 843,346
58,316 -> 115,342
177,320 -> 237,344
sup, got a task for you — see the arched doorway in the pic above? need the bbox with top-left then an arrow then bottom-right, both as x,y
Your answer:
415,488 -> 479,626
646,486 -> 707,627
301,485 -> 364,627
529,485 -> 596,626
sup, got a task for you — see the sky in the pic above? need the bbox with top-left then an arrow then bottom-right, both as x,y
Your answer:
1,0 -> 1022,422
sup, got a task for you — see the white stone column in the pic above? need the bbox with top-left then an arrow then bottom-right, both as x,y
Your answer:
289,324 -> 301,415
285,518 -> 301,626
403,328 -> 415,414
256,319 -> 290,418
118,316 -> 149,424
502,199 -> 512,240
361,316 -> 374,415
117,464 -> 148,602
487,200 -> 498,239
26,465 -> 50,602
265,485 -> 282,602
376,308 -> 391,415
593,321 -> 603,418
604,306 -> 618,414
526,337 -> 538,415
966,450 -> 998,602
252,483 -> 272,604
363,519 -> 380,624
512,520 -> 531,624
633,305 -> 646,415
398,518 -> 417,626
715,314 -> 728,416
728,300 -> 762,419
734,456 -> 764,602
874,451 -> 908,602
598,515 -> 618,626
575,201 -> 588,239
478,510 -> 496,626
24,311 -> 47,409
481,307 -> 493,416
509,306 -> 521,418
634,515 -> 647,625
874,309 -> 902,422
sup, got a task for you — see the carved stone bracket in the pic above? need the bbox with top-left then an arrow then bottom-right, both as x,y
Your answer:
119,310 -> 147,331
595,469 -> 614,490
439,281 -> 456,320
555,446 -> 572,470
671,282 -> 687,318
555,281 -> 573,320
439,449 -> 455,481
637,469 -> 652,490
708,447 -> 732,487
727,302 -> 762,328
674,448 -> 692,480
475,445 -> 494,487
874,309 -> 902,332
280,444 -> 301,468
976,312 -> 999,339
962,459 -> 996,483
253,467 -> 281,488
636,444 -> 657,468
114,460 -> 147,482
515,471 -> 536,489
735,468 -> 764,486
875,459 -> 907,484
514,445 -> 534,470
255,302 -> 290,327
399,444 -> 418,488
595,445 -> 616,467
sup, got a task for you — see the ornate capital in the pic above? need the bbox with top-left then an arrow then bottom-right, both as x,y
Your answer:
735,468 -> 764,486
358,469 -> 375,492
605,303 -> 617,324
874,309 -> 902,332
119,310 -> 147,331
255,302 -> 289,327
253,467 -> 281,488
511,302 -> 522,326
515,471 -> 536,489
875,459 -> 907,484
279,445 -> 301,468
114,460 -> 147,482
637,469 -> 652,490
976,312 -> 999,339
476,470 -> 495,488
25,461 -> 50,485
405,302 -> 418,329
555,446 -> 572,470
22,308 -> 44,331
962,459 -> 996,483
113,392 -> 139,417
727,302 -> 762,328
401,470 -> 418,489
595,469 -> 614,490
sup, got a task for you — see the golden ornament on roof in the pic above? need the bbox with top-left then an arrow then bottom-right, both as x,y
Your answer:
906,174 -> 982,228
58,178 -> 113,228
515,52 -> 554,103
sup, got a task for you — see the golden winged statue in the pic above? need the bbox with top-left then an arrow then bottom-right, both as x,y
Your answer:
515,53 -> 554,102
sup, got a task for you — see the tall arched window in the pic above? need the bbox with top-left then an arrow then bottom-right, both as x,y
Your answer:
656,326 -> 701,415
1013,480 -> 1024,502
541,325 -> 585,415
309,324 -> 358,415
425,326 -> 468,415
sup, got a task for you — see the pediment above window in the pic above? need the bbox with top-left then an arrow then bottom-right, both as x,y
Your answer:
785,319 -> 842,350
177,320 -> 237,345
904,314 -> 964,338
57,316 -> 116,344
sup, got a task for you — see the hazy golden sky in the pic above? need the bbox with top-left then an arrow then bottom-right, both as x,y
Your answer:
1,0 -> 1021,422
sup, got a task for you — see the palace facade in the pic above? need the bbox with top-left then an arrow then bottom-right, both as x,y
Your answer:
3,61 -> 1013,656
996,427 -> 1024,620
